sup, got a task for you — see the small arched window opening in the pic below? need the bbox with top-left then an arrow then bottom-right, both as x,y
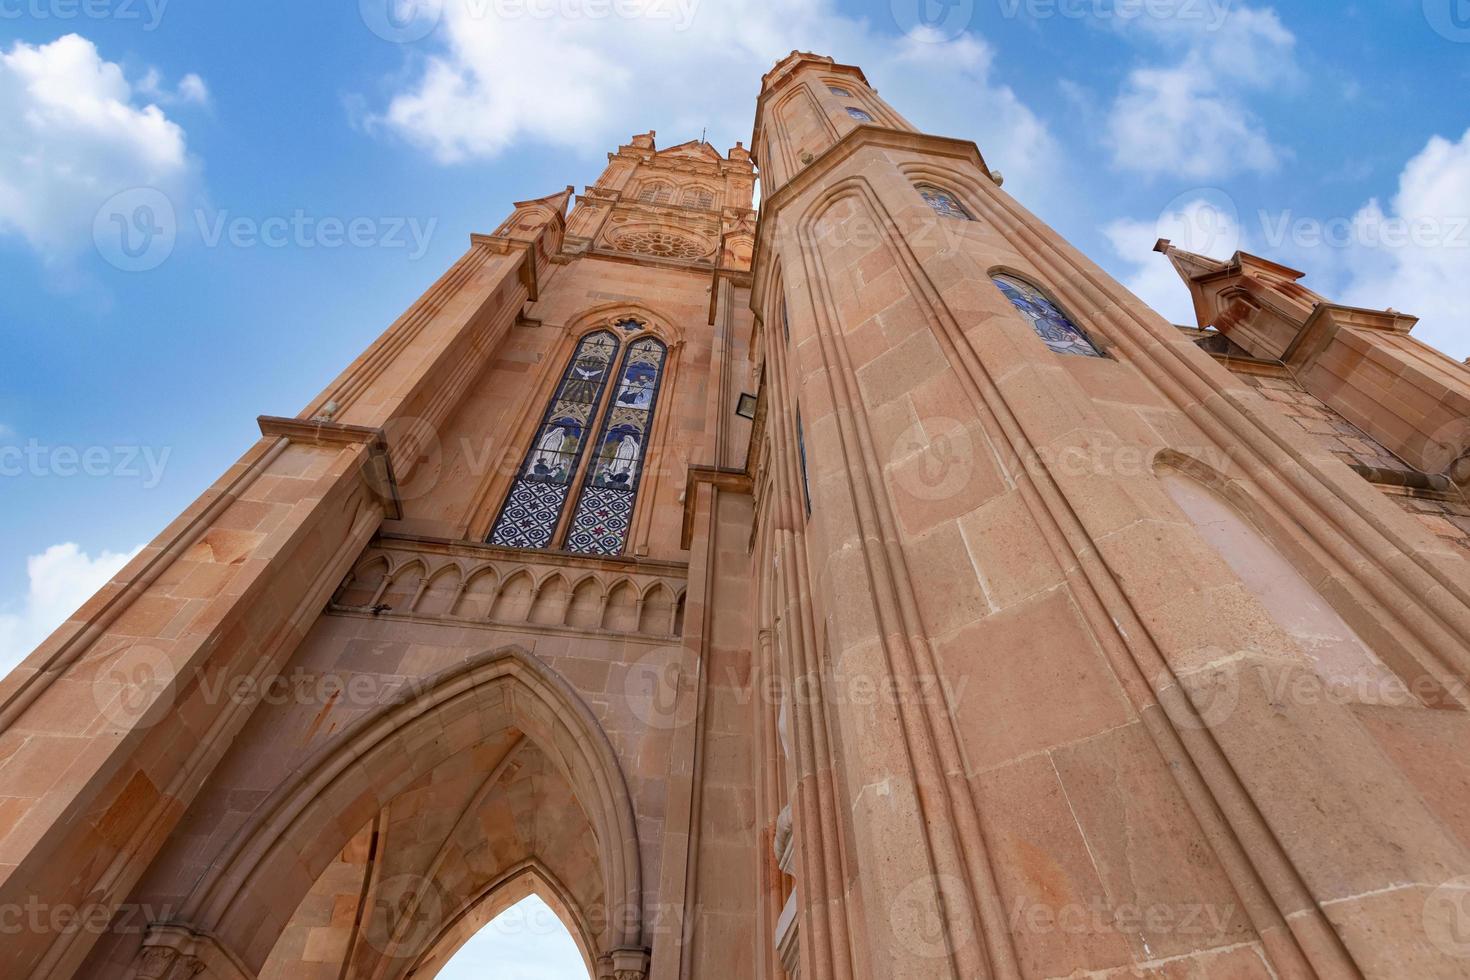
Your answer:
991,273 -> 1105,358
828,84 -> 853,96
916,183 -> 974,221
682,186 -> 715,209
846,107 -> 873,122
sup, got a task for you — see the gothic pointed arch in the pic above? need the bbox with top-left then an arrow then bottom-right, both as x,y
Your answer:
152,646 -> 645,973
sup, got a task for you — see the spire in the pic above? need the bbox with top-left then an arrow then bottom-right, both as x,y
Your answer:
1153,238 -> 1229,284
516,184 -> 575,218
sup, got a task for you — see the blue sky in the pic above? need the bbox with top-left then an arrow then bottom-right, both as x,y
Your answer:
0,0 -> 1468,973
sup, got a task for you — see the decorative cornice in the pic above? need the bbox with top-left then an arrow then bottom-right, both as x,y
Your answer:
258,416 -> 402,519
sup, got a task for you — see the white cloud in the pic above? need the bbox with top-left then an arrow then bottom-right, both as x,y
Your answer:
1107,66 -> 1279,180
0,542 -> 143,676
368,0 -> 1058,197
1333,129 -> 1470,360
1103,4 -> 1296,179
1102,130 -> 1470,361
0,34 -> 201,258
139,68 -> 211,106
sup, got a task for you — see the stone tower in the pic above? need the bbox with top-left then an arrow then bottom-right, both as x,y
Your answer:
2,51 -> 1469,979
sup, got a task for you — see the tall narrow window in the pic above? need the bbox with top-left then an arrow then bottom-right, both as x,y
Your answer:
565,337 -> 670,556
796,409 -> 811,515
991,274 -> 1105,358
917,184 -> 973,221
489,332 -> 619,549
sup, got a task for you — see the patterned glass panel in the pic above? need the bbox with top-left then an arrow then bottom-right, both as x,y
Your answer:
489,332 -> 620,548
566,338 -> 669,556
917,184 -> 973,221
846,107 -> 873,122
991,275 -> 1105,358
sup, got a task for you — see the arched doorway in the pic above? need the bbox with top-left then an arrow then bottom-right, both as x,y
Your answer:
125,648 -> 648,980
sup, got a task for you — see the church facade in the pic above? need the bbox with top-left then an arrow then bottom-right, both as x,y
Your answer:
3,51 -> 1470,979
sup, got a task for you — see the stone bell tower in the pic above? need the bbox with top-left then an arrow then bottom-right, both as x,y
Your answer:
1,49 -> 1469,980
744,50 -> 1470,980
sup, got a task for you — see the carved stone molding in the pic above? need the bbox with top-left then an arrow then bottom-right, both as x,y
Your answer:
130,925 -> 252,980
331,535 -> 689,640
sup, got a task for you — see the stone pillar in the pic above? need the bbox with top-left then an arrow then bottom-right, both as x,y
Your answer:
0,207 -> 561,976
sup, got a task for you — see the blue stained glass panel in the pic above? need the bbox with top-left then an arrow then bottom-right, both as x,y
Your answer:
917,184 -> 973,221
566,337 -> 669,555
846,107 -> 873,122
490,331 -> 619,549
991,274 -> 1105,358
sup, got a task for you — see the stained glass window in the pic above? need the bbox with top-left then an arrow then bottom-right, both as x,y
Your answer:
846,107 -> 873,122
991,274 -> 1105,358
565,337 -> 670,556
828,85 -> 853,96
917,184 -> 973,221
489,331 -> 620,548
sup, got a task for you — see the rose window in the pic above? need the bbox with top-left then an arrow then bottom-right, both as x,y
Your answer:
611,229 -> 711,260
